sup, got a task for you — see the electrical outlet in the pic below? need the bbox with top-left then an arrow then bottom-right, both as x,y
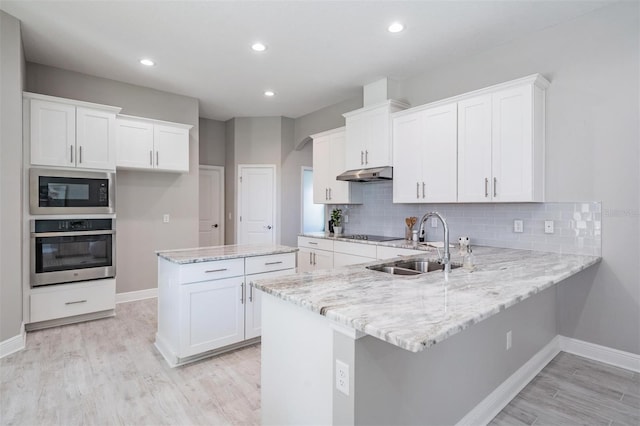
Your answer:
344,215 -> 349,224
506,330 -> 512,350
335,359 -> 350,396
228,212 -> 232,220
431,218 -> 438,228
513,220 -> 524,233
544,220 -> 554,234
163,214 -> 170,223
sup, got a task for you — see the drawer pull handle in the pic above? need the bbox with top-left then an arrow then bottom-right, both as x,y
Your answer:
205,268 -> 228,273
249,281 -> 254,302
308,242 -> 318,245
65,300 -> 87,305
265,261 -> 283,265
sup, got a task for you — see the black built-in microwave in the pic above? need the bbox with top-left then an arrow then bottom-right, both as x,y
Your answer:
29,168 -> 115,215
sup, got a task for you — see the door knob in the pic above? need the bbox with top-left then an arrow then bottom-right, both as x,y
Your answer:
266,225 -> 272,230
212,224 -> 218,228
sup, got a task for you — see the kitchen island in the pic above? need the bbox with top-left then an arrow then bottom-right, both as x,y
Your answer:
253,245 -> 600,425
155,244 -> 297,367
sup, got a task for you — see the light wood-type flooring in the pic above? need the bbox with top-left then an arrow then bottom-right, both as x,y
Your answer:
1,298 -> 638,425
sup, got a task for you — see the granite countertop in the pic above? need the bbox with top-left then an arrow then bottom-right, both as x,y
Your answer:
156,244 -> 298,264
253,245 -> 601,352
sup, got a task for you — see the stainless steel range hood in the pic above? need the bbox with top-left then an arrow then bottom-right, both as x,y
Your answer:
336,166 -> 392,182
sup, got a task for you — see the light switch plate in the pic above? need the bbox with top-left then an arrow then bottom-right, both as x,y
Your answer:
163,214 -> 170,223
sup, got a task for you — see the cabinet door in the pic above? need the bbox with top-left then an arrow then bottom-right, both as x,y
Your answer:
154,124 -> 190,172
363,106 -> 392,168
116,119 -> 154,170
297,248 -> 315,273
30,99 -> 76,167
313,249 -> 334,270
245,268 -> 295,339
312,136 -> 332,204
492,85 -> 534,202
76,107 -> 116,170
179,277 -> 245,358
422,103 -> 458,202
345,114 -> 367,171
328,130 -> 353,203
392,112 -> 423,203
457,95 -> 493,202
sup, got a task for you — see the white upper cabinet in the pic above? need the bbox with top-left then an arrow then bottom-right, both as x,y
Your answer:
116,115 -> 192,173
458,76 -> 548,202
393,103 -> 458,203
76,107 -> 117,170
27,94 -> 120,170
312,127 -> 362,204
457,95 -> 493,202
343,100 -> 409,170
115,119 -> 154,169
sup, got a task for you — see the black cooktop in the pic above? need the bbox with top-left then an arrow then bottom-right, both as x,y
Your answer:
339,234 -> 401,242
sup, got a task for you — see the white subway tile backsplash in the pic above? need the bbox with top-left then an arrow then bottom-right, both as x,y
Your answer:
330,182 -> 601,256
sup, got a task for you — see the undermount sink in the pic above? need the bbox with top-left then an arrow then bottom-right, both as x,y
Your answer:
367,259 -> 462,276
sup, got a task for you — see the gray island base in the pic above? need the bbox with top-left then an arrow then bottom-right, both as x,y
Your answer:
254,246 -> 600,425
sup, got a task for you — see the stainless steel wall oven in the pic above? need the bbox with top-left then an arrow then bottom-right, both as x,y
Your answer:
30,218 -> 116,287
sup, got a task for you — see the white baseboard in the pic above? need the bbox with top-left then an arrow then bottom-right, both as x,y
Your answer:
458,334 -> 640,426
115,288 -> 158,304
559,336 -> 640,373
0,323 -> 26,359
456,335 -> 561,426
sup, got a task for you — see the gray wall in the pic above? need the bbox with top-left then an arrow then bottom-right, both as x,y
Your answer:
224,119 -> 236,244
281,117 -> 313,247
293,96 -> 362,148
0,11 -> 25,342
199,117 -> 226,166
26,63 -> 200,295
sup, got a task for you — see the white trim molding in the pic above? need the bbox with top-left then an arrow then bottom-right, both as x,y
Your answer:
456,336 -> 561,426
559,336 -> 640,373
115,288 -> 158,304
457,335 -> 640,425
0,323 -> 26,359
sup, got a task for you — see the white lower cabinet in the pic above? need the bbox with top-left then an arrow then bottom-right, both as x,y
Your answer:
29,278 -> 116,324
179,277 -> 245,358
156,252 -> 295,366
297,236 -> 334,272
333,241 -> 377,267
245,268 -> 294,339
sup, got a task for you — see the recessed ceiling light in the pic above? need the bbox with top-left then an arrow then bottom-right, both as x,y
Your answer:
140,58 -> 155,66
264,90 -> 275,97
251,43 -> 267,52
388,22 -> 404,33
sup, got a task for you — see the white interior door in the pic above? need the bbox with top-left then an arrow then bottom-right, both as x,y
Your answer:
199,166 -> 225,247
238,165 -> 276,245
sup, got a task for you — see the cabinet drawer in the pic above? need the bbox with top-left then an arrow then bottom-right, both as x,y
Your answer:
298,236 -> 333,252
179,258 -> 244,284
30,279 -> 115,323
333,241 -> 377,258
376,245 -> 425,260
246,253 -> 295,275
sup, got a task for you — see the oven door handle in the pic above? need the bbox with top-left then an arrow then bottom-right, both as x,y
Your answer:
31,230 -> 116,237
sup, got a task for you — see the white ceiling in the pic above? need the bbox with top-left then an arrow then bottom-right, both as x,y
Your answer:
1,1 -> 613,121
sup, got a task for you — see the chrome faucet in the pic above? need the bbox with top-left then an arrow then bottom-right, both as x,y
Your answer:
418,211 -> 451,273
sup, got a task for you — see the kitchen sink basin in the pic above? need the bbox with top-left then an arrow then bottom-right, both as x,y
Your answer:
366,259 -> 462,275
